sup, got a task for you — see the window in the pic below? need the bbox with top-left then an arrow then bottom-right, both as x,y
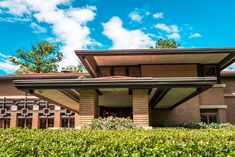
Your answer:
16,98 -> 33,128
0,98 -> 11,128
200,109 -> 218,124
61,109 -> 75,128
38,102 -> 55,129
0,119 -> 10,129
202,65 -> 217,77
39,118 -> 54,129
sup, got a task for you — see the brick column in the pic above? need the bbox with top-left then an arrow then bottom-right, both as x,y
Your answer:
218,108 -> 227,123
132,89 -> 150,128
32,105 -> 39,129
10,105 -> 17,128
54,105 -> 61,128
78,89 -> 97,127
74,113 -> 79,128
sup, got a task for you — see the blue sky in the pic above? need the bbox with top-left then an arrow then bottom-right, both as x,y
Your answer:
0,0 -> 235,75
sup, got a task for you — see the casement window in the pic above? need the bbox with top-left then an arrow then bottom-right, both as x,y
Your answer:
0,98 -> 11,128
61,109 -> 75,128
16,99 -> 33,128
99,66 -> 140,77
39,102 -> 55,129
200,109 -> 219,124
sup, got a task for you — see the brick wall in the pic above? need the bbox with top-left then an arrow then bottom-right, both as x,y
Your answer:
199,87 -> 225,105
225,97 -> 235,124
132,89 -> 149,127
151,96 -> 200,126
141,64 -> 198,77
78,89 -> 98,127
222,78 -> 235,124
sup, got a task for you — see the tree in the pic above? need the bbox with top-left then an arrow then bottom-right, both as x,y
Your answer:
61,64 -> 85,72
155,39 -> 180,48
9,41 -> 63,74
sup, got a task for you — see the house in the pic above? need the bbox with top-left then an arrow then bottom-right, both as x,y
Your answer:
1,48 -> 235,128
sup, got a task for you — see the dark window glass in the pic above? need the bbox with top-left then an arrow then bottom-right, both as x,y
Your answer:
200,109 -> 218,124
203,65 -> 217,76
40,118 -> 54,129
0,119 -> 10,129
18,118 -> 32,128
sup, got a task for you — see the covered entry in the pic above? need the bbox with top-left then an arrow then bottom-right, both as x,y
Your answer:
14,77 -> 216,127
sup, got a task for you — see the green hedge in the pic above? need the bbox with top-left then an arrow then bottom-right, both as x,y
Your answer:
1,128 -> 235,156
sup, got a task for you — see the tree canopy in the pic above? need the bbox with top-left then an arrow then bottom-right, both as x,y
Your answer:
61,64 -> 85,72
9,41 -> 63,74
155,39 -> 180,48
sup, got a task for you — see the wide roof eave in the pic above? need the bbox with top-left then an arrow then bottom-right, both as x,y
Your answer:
13,77 -> 217,90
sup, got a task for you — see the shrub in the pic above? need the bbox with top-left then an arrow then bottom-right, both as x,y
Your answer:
88,117 -> 136,130
1,128 -> 235,156
175,122 -> 235,129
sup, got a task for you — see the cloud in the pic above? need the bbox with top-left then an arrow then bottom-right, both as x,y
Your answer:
155,23 -> 181,40
155,23 -> 179,33
167,33 -> 181,40
0,0 -> 99,68
189,33 -> 202,39
128,11 -> 142,22
0,53 -> 18,73
153,12 -> 163,19
102,16 -> 154,49
30,22 -> 47,33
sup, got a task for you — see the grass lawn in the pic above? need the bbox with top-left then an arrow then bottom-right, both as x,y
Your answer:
0,128 -> 235,156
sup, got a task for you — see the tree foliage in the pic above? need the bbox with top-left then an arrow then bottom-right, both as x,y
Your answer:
61,64 -> 85,72
9,41 -> 63,74
155,39 -> 180,48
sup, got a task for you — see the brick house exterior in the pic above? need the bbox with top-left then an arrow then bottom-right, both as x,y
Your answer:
1,48 -> 235,128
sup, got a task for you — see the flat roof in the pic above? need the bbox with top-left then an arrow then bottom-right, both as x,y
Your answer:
14,77 -> 216,89
13,77 -> 216,110
0,72 -> 89,80
75,48 -> 235,77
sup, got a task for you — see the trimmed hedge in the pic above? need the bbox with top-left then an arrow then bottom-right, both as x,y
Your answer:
88,117 -> 136,130
1,128 -> 235,156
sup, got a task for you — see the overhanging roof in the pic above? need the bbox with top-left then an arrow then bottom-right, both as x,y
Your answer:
13,77 -> 216,110
75,48 -> 235,77
13,77 -> 216,89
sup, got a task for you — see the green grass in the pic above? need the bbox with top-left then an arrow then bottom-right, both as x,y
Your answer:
0,128 -> 235,156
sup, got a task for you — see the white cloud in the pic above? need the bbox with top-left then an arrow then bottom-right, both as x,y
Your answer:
0,16 -> 31,22
189,33 -> 202,39
153,12 -> 163,19
167,33 -> 181,40
155,23 -> 181,40
128,11 -> 142,22
30,22 -> 47,33
102,16 -> 154,49
155,23 -> 179,33
0,53 -> 18,73
0,0 -> 99,69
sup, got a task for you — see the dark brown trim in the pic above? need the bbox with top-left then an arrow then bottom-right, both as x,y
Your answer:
78,56 -> 96,77
219,53 -> 235,70
14,77 -> 217,89
150,88 -> 170,108
75,48 -> 235,56
95,89 -> 103,95
168,87 -> 209,110
128,89 -> 132,95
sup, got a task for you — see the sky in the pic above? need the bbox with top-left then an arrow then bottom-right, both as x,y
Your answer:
0,0 -> 235,75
